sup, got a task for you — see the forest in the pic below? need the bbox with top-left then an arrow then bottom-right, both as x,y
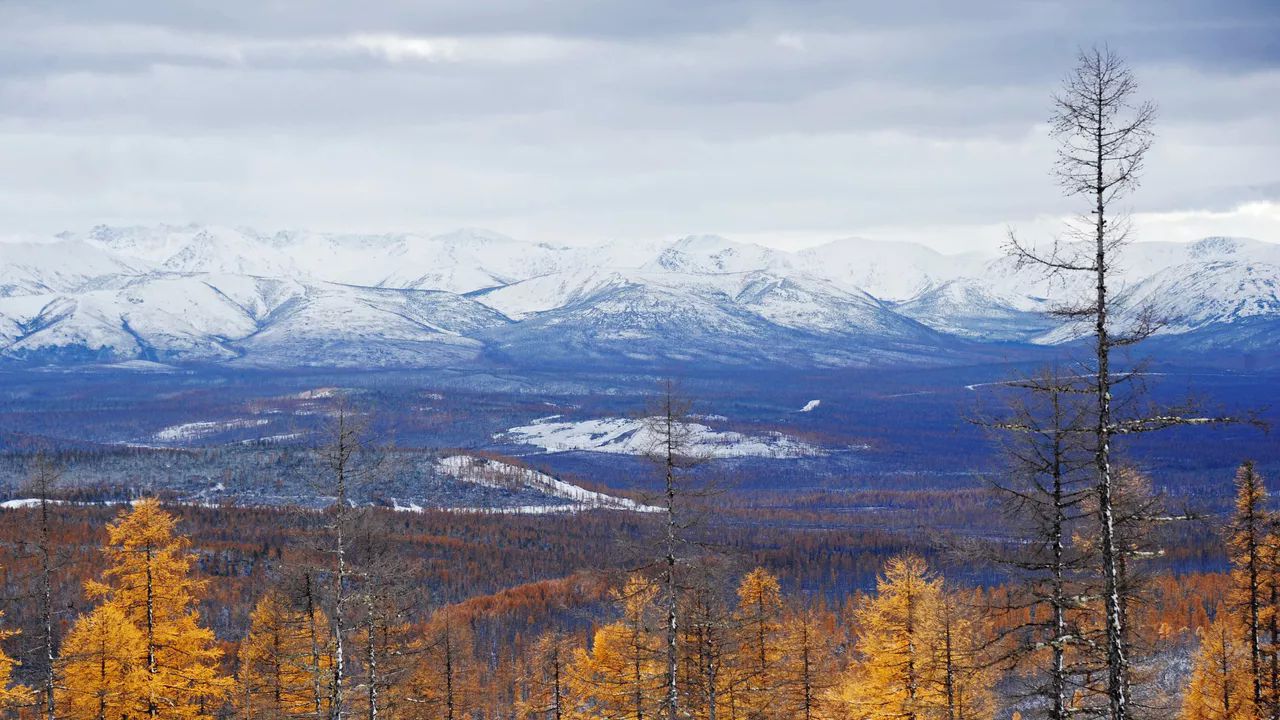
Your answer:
0,41 -> 1274,720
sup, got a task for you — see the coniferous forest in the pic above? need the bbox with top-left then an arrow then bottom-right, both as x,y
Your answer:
1,16 -> 1279,720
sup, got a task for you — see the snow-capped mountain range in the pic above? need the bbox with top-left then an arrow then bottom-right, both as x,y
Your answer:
1,224 -> 1277,368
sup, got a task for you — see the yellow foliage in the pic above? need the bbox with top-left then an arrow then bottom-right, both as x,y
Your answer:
731,567 -> 786,720
70,499 -> 231,720
828,554 -> 994,720
236,589 -> 334,720
1181,611 -> 1254,720
57,603 -> 146,720
567,575 -> 663,720
404,608 -> 480,720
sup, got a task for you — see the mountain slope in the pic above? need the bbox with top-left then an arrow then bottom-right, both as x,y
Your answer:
2,225 -> 1277,369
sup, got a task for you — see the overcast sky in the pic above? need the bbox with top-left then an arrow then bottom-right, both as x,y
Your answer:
1,1 -> 1278,251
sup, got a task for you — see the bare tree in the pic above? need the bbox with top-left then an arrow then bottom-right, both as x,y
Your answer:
21,452 -> 62,720
349,510 -> 418,720
1007,46 -> 1241,720
640,379 -> 711,720
977,370 -> 1100,720
314,401 -> 382,720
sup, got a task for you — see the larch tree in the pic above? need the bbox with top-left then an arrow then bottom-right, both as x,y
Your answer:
312,401 -> 386,720
518,630 -> 579,720
569,575 -> 663,720
679,573 -> 734,720
404,608 -> 478,720
1228,461 -> 1270,713
298,572 -> 336,720
928,588 -> 997,720
778,602 -> 839,720
349,510 -> 417,720
640,380 -> 709,720
85,498 -> 231,720
0,604 -> 33,713
56,603 -> 145,720
1262,530 -> 1280,720
731,567 -> 786,720
21,452 -> 63,720
1182,611 -> 1254,720
237,588 -> 335,720
979,368 -> 1097,720
831,554 -> 944,720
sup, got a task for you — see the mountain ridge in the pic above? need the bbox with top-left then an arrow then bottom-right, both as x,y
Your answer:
1,225 -> 1277,369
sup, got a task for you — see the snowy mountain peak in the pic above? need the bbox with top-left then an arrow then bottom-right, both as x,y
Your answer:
1,225 -> 1278,368
1187,236 -> 1257,258
648,234 -> 791,275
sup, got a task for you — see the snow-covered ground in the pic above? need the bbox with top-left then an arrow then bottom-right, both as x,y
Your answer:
436,454 -> 660,512
499,416 -> 821,459
154,418 -> 271,442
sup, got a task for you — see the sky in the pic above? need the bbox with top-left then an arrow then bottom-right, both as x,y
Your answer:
1,1 -> 1278,252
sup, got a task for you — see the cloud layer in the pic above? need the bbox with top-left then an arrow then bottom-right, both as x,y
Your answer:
2,1 -> 1278,249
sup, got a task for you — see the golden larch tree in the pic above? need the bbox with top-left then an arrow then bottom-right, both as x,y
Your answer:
829,554 -> 944,720
518,629 -> 582,720
236,589 -> 334,720
731,568 -> 786,720
1182,611 -> 1254,720
57,602 -> 146,720
404,608 -> 479,720
568,575 -> 663,720
83,498 -> 231,719
927,588 -> 996,720
778,603 -> 840,720
1227,461 -> 1269,712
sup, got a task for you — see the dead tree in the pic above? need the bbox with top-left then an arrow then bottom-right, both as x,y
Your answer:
977,369 -> 1100,720
314,401 -> 382,720
1007,46 -> 1244,720
349,508 -> 418,720
21,452 -> 62,720
640,380 -> 711,720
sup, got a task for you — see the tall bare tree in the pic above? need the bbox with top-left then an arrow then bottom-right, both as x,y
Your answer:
640,380 -> 711,720
22,452 -> 62,720
1008,46 -> 1239,720
314,401 -> 381,720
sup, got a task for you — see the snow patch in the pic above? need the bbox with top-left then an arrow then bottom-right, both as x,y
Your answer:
499,417 -> 821,459
436,455 -> 660,512
154,418 -> 271,442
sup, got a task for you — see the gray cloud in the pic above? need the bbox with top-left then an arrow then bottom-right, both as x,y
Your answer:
0,1 -> 1277,249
